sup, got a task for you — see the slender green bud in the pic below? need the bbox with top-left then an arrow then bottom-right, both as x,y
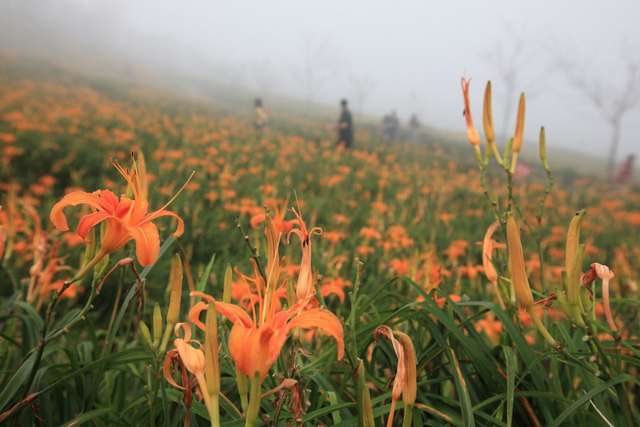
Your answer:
565,210 -> 586,325
538,127 -> 550,172
152,303 -> 162,347
139,320 -> 154,349
166,253 -> 183,326
222,263 -> 233,304
483,81 -> 495,144
506,214 -> 534,308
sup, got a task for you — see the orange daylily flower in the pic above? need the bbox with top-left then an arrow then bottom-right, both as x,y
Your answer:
49,160 -> 186,266
320,277 -> 351,303
190,292 -> 343,382
188,210 -> 343,383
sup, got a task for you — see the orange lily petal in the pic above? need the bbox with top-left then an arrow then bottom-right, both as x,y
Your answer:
144,209 -> 185,237
76,211 -> 110,239
128,222 -> 160,266
50,191 -> 103,231
287,308 -> 344,360
162,350 -> 185,390
190,291 -> 253,328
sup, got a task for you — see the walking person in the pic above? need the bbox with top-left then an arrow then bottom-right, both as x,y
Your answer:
337,99 -> 353,148
253,97 -> 268,133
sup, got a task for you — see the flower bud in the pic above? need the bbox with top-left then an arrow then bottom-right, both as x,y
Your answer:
506,215 -> 534,308
222,263 -> 233,304
153,303 -> 163,346
139,320 -> 154,349
461,78 -> 482,146
483,81 -> 495,144
565,210 -> 586,325
510,93 -> 526,173
167,253 -> 183,326
538,127 -> 550,172
512,93 -> 526,154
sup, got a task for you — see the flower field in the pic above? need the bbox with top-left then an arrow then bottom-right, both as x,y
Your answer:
0,63 -> 639,426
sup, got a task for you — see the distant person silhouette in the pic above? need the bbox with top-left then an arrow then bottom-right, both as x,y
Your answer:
382,110 -> 400,142
337,99 -> 353,148
254,98 -> 268,132
408,114 -> 421,142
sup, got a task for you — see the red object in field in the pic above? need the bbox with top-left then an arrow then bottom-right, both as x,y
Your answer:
514,161 -> 532,179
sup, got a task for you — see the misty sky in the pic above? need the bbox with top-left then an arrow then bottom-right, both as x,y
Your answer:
2,0 -> 640,159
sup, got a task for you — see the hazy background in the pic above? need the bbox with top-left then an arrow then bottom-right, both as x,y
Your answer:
1,0 -> 639,160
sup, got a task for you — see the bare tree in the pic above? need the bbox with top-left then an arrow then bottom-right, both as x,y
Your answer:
554,45 -> 640,179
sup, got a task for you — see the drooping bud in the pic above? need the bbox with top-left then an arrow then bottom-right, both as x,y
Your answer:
374,326 -> 417,427
592,263 -> 618,332
394,331 -> 417,407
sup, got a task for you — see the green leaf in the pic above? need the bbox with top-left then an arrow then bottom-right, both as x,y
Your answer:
62,408 -> 114,427
502,346 -> 517,427
196,252 -> 216,293
448,347 -> 476,427
548,375 -> 633,427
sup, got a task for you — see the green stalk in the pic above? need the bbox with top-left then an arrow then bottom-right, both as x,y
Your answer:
402,403 -> 414,427
244,375 -> 262,427
236,369 -> 249,412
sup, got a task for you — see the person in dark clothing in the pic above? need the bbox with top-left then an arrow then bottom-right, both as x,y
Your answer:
337,99 -> 353,148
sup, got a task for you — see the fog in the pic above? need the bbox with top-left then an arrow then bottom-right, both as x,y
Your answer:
2,0 -> 640,160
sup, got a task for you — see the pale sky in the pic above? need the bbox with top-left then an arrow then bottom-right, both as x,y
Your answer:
2,0 -> 639,159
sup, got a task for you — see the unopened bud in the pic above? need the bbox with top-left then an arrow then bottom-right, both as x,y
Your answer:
483,81 -> 495,144
153,303 -> 163,346
512,93 -> 526,154
538,127 -> 550,172
222,263 -> 233,304
139,320 -> 154,349
167,253 -> 183,326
